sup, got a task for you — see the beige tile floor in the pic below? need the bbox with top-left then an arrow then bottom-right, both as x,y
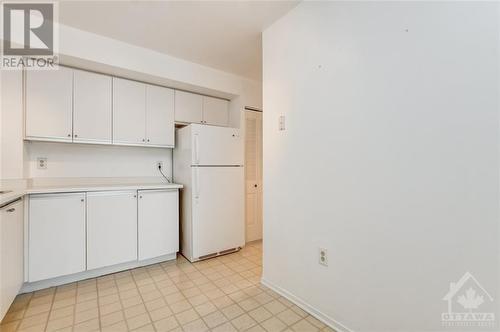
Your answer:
0,241 -> 335,332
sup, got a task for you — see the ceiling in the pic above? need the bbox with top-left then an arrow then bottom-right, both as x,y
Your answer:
58,1 -> 299,81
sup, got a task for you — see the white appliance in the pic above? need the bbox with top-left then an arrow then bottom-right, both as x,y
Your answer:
174,124 -> 244,262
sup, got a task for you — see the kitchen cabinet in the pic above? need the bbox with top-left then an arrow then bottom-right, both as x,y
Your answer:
0,198 -> 24,321
113,78 -> 147,145
175,90 -> 203,124
175,91 -> 229,126
25,67 -> 73,142
73,70 -> 112,144
146,84 -> 175,147
87,191 -> 137,270
28,193 -> 86,282
203,96 -> 229,126
138,190 -> 179,260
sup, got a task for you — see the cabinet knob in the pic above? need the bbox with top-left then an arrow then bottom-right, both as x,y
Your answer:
139,196 -> 143,199
74,134 -> 78,138
6,208 -> 15,213
147,139 -> 150,142
134,195 -> 137,198
142,139 -> 146,142
67,134 -> 71,137
254,184 -> 258,188
81,199 -> 84,202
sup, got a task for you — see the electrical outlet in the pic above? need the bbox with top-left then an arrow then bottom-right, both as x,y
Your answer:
319,248 -> 328,266
37,157 -> 47,169
156,161 -> 164,170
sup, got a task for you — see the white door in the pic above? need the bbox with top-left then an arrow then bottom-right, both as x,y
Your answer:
245,111 -> 263,242
191,124 -> 243,166
29,193 -> 86,282
202,96 -> 229,126
138,190 -> 179,260
86,191 -> 137,270
0,199 -> 24,320
73,70 -> 112,144
25,67 -> 73,142
192,167 -> 244,259
113,78 -> 146,145
146,85 -> 175,147
175,90 -> 203,124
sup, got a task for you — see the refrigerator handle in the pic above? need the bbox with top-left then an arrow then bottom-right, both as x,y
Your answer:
194,168 -> 200,199
194,134 -> 200,164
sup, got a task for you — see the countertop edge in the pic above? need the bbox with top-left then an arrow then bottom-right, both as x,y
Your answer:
1,183 -> 183,206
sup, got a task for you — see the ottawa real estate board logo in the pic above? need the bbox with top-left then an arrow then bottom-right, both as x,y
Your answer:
1,2 -> 58,69
442,272 -> 495,328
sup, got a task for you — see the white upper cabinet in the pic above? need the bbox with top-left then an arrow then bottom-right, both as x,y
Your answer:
25,67 -> 73,141
113,78 -> 147,145
73,70 -> 112,144
203,96 -> 229,126
146,85 -> 175,147
175,90 -> 203,124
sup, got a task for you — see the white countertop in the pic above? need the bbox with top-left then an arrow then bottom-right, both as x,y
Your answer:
0,178 -> 183,207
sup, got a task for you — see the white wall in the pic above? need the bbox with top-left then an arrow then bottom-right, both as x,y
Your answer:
262,2 -> 499,331
25,142 -> 172,179
0,69 -> 24,180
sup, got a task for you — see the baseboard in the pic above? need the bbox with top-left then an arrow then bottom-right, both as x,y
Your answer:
261,278 -> 353,332
21,253 -> 177,293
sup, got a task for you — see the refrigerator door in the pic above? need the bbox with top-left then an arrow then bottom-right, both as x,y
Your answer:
191,124 -> 243,166
192,166 -> 245,259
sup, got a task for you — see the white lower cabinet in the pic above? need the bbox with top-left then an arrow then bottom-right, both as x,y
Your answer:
29,193 -> 86,282
138,190 -> 179,260
86,191 -> 138,270
26,189 -> 179,285
0,199 -> 24,320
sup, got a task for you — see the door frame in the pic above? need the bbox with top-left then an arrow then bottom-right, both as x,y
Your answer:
243,108 -> 263,243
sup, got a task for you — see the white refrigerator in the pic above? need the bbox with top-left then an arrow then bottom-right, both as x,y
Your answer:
173,124 -> 244,262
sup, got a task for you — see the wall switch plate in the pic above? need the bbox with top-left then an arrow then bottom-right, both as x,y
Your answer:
37,157 -> 47,169
319,248 -> 328,266
279,115 -> 286,131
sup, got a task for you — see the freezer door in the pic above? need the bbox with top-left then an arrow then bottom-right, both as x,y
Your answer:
192,167 -> 245,259
192,124 -> 243,166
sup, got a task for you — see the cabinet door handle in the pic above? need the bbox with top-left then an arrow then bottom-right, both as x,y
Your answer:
133,195 -> 137,198
81,199 -> 84,202
254,184 -> 258,188
6,208 -> 15,213
147,139 -> 150,142
139,196 -> 143,199
74,134 -> 78,138
67,134 -> 71,137
142,139 -> 146,142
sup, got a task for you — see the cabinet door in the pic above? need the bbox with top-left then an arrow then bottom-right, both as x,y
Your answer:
73,70 -> 112,144
203,96 -> 229,126
0,199 -> 24,320
146,85 -> 175,147
25,67 -> 73,141
87,191 -> 137,270
29,193 -> 86,282
138,190 -> 179,260
174,90 -> 203,124
113,78 -> 146,145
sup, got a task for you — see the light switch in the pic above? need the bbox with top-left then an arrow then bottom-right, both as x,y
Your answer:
279,115 -> 285,131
